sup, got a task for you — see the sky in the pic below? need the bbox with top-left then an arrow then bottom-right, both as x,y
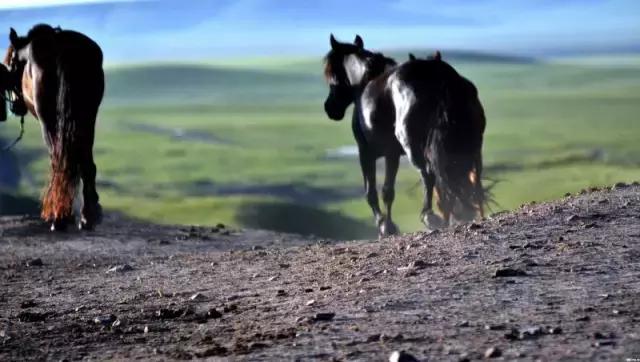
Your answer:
0,0 -> 638,62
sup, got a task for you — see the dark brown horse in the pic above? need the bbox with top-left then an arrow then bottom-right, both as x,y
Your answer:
3,24 -> 105,231
323,36 -> 485,235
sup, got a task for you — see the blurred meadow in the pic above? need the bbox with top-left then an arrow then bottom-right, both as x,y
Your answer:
1,1 -> 639,239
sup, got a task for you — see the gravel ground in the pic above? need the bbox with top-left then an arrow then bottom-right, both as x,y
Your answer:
1,183 -> 639,361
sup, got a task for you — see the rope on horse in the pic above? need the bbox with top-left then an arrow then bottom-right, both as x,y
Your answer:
0,70 -> 28,152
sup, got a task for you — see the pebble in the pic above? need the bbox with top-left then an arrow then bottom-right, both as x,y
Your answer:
190,292 -> 206,301
593,340 -> 616,347
565,215 -> 579,222
25,258 -> 43,267
17,311 -> 48,322
306,299 -> 316,306
20,300 -> 37,309
276,290 -> 287,297
389,350 -> 420,362
106,264 -> 134,274
93,314 -> 117,326
494,268 -> 527,277
484,346 -> 502,358
409,260 -> 431,270
457,320 -> 470,327
548,326 -> 563,334
313,312 -> 335,322
207,308 -> 222,319
366,334 -> 381,342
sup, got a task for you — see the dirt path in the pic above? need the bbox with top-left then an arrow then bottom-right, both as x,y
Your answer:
1,184 -> 639,361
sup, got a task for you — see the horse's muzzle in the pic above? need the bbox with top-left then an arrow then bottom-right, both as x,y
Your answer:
324,100 -> 346,121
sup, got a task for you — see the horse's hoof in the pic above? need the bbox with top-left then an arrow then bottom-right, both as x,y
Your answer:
78,220 -> 94,231
422,211 -> 445,231
80,203 -> 103,231
377,218 -> 399,238
50,219 -> 69,232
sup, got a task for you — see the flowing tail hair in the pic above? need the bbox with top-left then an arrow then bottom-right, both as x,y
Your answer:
428,98 -> 486,221
41,59 -> 80,221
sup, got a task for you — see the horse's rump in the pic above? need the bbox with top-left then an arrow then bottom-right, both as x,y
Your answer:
428,74 -> 486,221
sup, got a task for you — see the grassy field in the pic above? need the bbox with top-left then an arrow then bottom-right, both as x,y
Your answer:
2,51 -> 640,238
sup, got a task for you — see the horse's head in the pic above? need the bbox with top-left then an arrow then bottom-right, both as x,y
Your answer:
5,28 -> 28,70
323,34 -> 368,121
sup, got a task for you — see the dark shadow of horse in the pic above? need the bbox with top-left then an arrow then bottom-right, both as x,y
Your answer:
323,35 -> 486,237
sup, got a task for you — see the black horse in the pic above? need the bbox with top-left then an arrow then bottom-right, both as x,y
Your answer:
4,24 -> 105,231
323,35 -> 485,236
324,35 -> 401,237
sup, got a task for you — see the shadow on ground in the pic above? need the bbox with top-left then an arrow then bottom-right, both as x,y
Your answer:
0,192 -> 39,216
236,201 -> 376,240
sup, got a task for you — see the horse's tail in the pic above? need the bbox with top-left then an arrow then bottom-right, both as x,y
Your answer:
41,58 -> 80,221
428,86 -> 486,222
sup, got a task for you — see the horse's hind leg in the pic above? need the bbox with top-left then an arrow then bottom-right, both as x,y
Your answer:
395,114 -> 445,230
79,125 -> 102,230
380,153 -> 400,236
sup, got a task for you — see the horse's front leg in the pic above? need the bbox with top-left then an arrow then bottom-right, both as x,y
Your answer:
358,147 -> 385,237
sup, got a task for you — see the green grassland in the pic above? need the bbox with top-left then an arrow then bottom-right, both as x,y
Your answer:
2,51 -> 640,238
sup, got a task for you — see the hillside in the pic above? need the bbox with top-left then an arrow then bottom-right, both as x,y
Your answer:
2,53 -> 640,239
0,183 -> 639,361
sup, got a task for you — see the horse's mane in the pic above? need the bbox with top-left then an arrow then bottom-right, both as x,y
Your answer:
365,51 -> 396,79
323,47 -> 396,83
27,24 -> 59,40
3,45 -> 14,67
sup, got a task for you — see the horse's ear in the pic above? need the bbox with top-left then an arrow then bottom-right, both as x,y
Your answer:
330,34 -> 338,49
408,53 -> 416,61
433,50 -> 442,61
354,34 -> 364,49
9,28 -> 18,46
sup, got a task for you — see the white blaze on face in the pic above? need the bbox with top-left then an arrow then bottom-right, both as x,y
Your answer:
344,54 -> 367,88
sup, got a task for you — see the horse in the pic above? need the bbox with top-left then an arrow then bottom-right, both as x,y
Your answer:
3,24 -> 105,231
323,34 -> 402,237
404,52 -> 486,224
323,35 -> 485,236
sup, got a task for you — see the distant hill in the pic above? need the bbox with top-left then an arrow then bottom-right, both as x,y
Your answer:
104,64 -> 322,106
386,49 -> 537,64
102,50 -> 534,107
